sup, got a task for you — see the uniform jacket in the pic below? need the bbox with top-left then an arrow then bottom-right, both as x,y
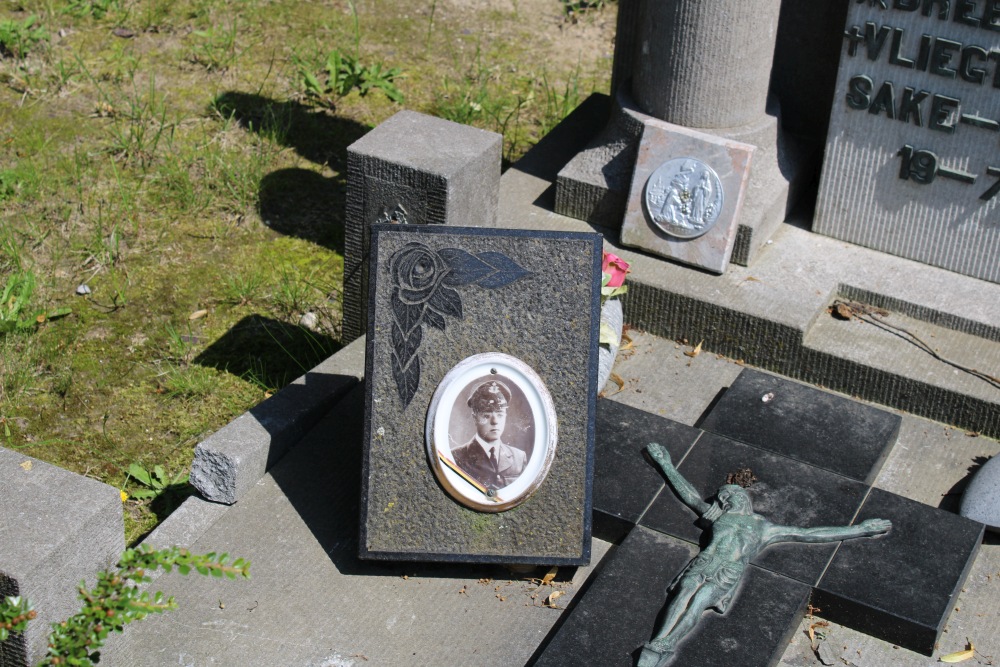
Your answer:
451,438 -> 527,491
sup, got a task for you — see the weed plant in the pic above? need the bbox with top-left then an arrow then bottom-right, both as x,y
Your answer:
0,545 -> 250,666
0,0 -> 612,544
0,15 -> 47,59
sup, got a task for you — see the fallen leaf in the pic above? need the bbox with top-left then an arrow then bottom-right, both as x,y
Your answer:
832,303 -> 854,320
19,460 -> 32,471
189,309 -> 208,320
600,372 -> 626,398
543,591 -> 564,608
939,642 -> 975,662
683,341 -> 703,358
541,566 -> 558,585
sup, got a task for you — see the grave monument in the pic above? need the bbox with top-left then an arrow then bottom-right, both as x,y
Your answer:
556,0 -> 806,267
815,1 -> 1000,284
342,111 -> 502,343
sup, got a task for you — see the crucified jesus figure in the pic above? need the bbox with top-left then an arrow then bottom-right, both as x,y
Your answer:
639,443 -> 892,667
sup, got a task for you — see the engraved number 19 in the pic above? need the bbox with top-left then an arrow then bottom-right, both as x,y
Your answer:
897,145 -> 938,184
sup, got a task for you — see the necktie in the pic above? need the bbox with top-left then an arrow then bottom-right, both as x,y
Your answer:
489,447 -> 499,472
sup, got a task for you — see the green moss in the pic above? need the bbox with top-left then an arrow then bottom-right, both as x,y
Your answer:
0,0 -> 613,545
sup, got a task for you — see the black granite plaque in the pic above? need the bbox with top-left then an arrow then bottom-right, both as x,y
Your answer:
593,399 -> 701,542
641,431 -> 871,586
359,225 -> 602,564
532,527 -> 810,667
699,368 -> 900,483
813,487 -> 985,655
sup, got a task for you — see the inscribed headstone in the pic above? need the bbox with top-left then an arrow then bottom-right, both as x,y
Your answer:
815,2 -> 1000,283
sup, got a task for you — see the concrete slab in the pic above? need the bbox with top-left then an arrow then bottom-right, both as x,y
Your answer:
0,448 -> 124,665
190,336 -> 365,504
105,384 -> 610,666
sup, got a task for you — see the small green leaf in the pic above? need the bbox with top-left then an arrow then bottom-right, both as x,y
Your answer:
127,463 -> 152,486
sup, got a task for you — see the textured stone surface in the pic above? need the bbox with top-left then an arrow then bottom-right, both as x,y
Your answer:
621,118 -> 754,273
343,111 -> 502,342
98,325 -> 998,667
960,455 -> 1000,530
641,431 -> 871,587
592,399 -> 701,541
815,3 -> 1000,283
0,449 -> 124,665
534,527 -> 810,667
631,0 -> 780,129
190,336 -> 365,504
699,368 -> 900,483
361,225 -> 601,564
106,383 -> 612,667
813,488 -> 984,656
554,92 -> 639,225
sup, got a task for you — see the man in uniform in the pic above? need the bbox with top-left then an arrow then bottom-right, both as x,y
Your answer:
451,380 -> 527,491
639,443 -> 892,667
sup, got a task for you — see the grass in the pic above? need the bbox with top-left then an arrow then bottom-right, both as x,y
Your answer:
0,0 -> 613,544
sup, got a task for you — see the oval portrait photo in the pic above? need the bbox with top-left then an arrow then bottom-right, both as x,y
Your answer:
425,353 -> 558,512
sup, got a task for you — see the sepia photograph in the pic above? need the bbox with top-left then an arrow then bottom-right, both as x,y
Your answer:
426,353 -> 557,512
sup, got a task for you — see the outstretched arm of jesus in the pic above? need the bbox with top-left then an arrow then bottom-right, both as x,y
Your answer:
763,518 -> 892,547
646,443 -> 711,516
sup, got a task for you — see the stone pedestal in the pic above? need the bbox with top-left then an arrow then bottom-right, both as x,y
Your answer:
0,449 -> 124,665
556,0 -> 809,267
342,111 -> 502,343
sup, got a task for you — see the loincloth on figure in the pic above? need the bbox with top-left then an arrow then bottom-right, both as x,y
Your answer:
668,553 -> 743,613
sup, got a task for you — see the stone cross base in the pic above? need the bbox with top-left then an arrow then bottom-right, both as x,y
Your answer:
535,369 -> 983,666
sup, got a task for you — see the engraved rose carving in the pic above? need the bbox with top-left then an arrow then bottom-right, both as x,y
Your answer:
390,242 -> 450,306
387,243 -> 530,408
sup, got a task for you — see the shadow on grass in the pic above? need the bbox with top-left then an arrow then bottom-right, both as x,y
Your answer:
212,92 -> 371,253
194,314 -> 341,391
259,168 -> 347,252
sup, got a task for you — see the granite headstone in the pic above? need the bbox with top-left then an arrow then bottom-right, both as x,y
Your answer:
359,225 -> 601,565
815,2 -> 1000,283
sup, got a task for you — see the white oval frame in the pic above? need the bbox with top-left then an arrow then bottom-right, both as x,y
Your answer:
425,353 -> 558,512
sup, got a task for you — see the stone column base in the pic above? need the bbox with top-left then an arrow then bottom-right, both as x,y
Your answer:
554,88 -> 812,267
